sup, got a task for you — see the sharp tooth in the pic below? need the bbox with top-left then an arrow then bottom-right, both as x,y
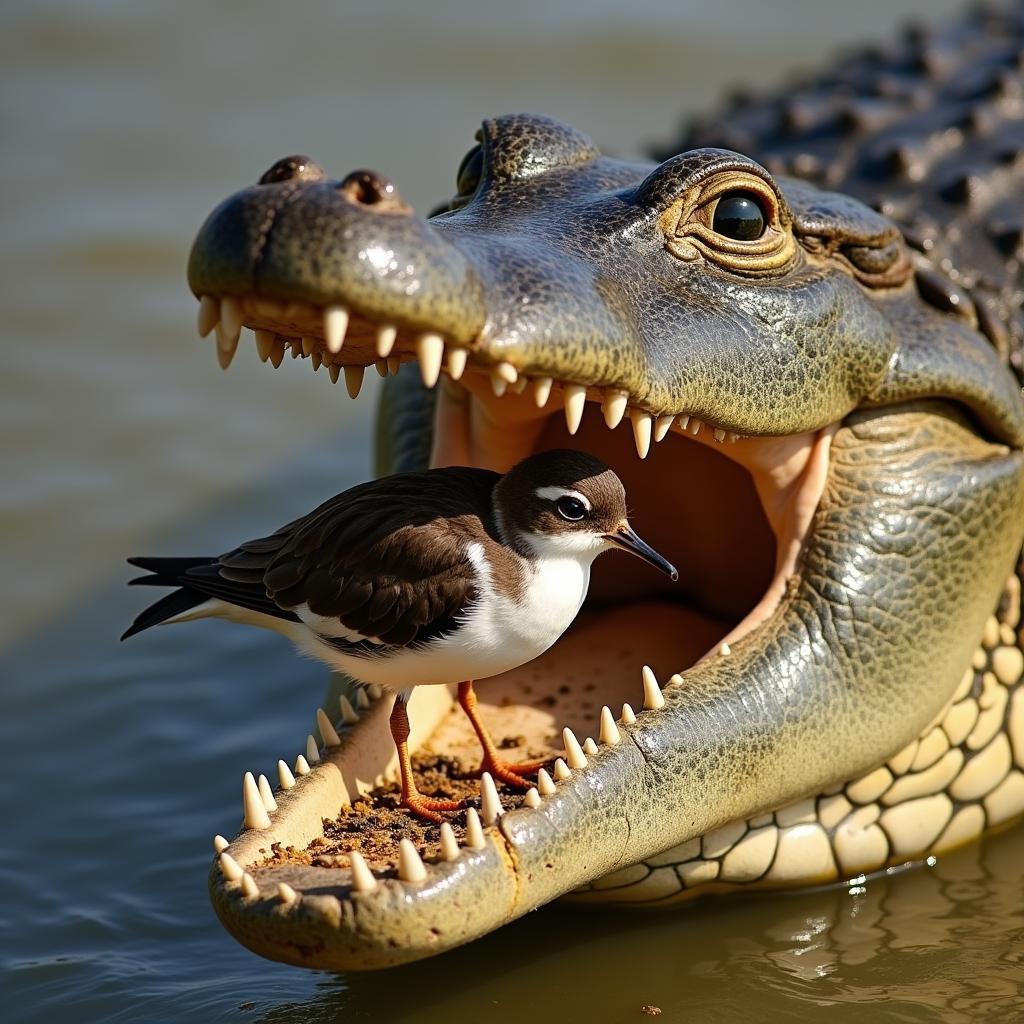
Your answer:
375,324 -> 398,358
289,340 -> 300,358
221,296 -> 244,343
563,384 -> 586,434
719,642 -> 731,656
220,852 -> 244,881
294,754 -> 311,775
524,787 -> 541,808
447,347 -> 468,381
602,390 -> 628,429
688,418 -> 702,436
215,324 -> 240,370
214,834 -> 229,854
367,684 -> 383,700
198,295 -> 220,338
276,882 -> 297,904
324,306 -> 350,353
344,364 -> 364,399
387,356 -> 402,375
562,728 -> 588,770
375,358 -> 389,377
269,337 -> 286,368
668,673 -> 684,687
677,414 -> 690,431
416,333 -> 445,388
240,873 -> 259,898
301,335 -> 316,357
533,377 -> 553,408
257,774 -> 278,812
494,361 -> 518,384
490,371 -> 507,397
338,695 -> 360,725
355,688 -> 370,710
553,758 -> 571,781
599,706 -> 621,745
630,408 -> 653,459
439,823 -> 460,861
398,838 -> 428,882
254,330 -> 275,362
305,735 -> 321,764
328,363 -> 341,384
349,850 -> 378,892
465,808 -> 486,849
655,414 -> 675,442
316,708 -> 341,747
713,427 -> 726,442
311,351 -> 323,371
278,759 -> 296,790
582,737 -> 598,755
243,772 -> 271,830
480,771 -> 503,824
621,703 -> 637,725
642,666 -> 665,710
537,768 -> 556,795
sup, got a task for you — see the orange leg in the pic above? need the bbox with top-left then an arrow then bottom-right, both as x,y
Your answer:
390,696 -> 462,822
457,680 -> 549,790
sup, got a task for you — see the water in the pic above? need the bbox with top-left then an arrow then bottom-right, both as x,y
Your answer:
4,0 -> 1020,1020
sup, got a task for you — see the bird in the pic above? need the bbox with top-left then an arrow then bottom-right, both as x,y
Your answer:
122,449 -> 678,820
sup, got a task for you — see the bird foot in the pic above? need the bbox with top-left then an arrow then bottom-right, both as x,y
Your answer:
401,793 -> 464,823
479,754 -> 549,791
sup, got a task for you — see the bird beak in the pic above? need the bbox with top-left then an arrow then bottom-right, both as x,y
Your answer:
603,523 -> 678,581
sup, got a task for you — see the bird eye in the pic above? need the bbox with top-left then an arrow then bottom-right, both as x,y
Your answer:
555,496 -> 587,522
711,192 -> 767,241
456,144 -> 484,199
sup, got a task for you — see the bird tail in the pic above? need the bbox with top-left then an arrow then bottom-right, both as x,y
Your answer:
120,556 -> 217,640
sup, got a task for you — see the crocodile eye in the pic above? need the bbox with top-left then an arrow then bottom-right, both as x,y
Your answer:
555,496 -> 587,522
712,192 -> 767,241
456,145 -> 484,198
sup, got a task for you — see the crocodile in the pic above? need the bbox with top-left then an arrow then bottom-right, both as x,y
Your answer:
181,3 -> 1024,970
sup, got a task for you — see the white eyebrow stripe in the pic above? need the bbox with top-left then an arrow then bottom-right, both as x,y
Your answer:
534,486 -> 591,510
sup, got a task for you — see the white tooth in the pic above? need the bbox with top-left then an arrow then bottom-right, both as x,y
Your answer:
243,772 -> 271,830
447,347 -> 468,381
599,706 -> 621,745
213,834 -> 229,854
301,335 -> 316,357
386,356 -> 402,376
349,850 -> 378,892
294,754 -> 311,775
215,324 -> 240,370
677,414 -> 690,431
524,787 -> 541,808
198,295 -> 221,338
668,673 -> 684,687
465,808 -> 486,849
490,371 -> 507,397
537,768 -> 556,795
416,333 -> 445,388
602,390 -> 628,429
689,418 -> 702,436
254,329 -> 275,362
344,364 -> 364,399
398,838 -> 427,882
375,358 -> 389,377
324,306 -> 350,353
621,703 -> 637,725
258,774 -> 278,812
311,351 -> 323,371
728,432 -> 740,443
713,427 -> 726,442
305,734 -> 320,764
562,728 -> 588,770
533,377 -> 553,408
328,363 -> 341,384
367,684 -> 383,700
582,737 -> 598,755
221,296 -> 244,343
219,852 -> 243,881
719,642 -> 731,656
439,822 -> 460,862
642,666 -> 665,710
270,337 -> 286,368
563,384 -> 586,434
316,708 -> 340,747
278,759 -> 296,790
553,758 -> 571,781
339,695 -> 360,725
480,771 -> 503,824
494,361 -> 518,384
630,408 -> 653,459
277,882 -> 298,904
655,414 -> 675,442
355,688 -> 370,710
241,873 -> 259,898
375,324 -> 397,358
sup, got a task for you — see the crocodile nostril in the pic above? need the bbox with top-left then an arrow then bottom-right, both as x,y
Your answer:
339,169 -> 410,212
258,156 -> 326,185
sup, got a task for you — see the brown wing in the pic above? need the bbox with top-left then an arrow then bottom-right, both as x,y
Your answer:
214,466 -> 501,646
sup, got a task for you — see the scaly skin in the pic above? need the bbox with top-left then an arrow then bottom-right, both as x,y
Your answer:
186,4 -> 1024,970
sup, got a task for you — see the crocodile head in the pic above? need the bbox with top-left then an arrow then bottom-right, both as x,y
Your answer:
188,114 -> 1024,970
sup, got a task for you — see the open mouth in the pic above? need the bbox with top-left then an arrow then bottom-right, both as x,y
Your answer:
198,291 -> 835,876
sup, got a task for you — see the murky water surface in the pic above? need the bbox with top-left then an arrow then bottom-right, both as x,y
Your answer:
4,0 -> 1022,1020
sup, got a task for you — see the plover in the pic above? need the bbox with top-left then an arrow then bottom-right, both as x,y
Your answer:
122,449 -> 677,820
